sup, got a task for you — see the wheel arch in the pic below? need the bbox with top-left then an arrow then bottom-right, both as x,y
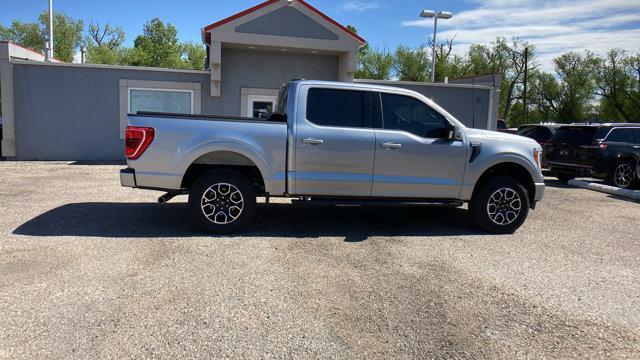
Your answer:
471,162 -> 536,205
181,148 -> 267,195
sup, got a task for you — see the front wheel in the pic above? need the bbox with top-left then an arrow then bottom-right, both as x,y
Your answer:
470,176 -> 530,234
188,169 -> 257,234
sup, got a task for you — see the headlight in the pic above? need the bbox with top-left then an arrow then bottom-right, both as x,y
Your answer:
533,148 -> 542,169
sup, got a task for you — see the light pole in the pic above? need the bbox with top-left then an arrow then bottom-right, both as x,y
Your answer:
420,10 -> 452,82
45,0 -> 54,61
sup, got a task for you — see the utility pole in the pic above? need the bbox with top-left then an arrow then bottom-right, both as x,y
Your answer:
46,0 -> 54,61
523,46 -> 529,124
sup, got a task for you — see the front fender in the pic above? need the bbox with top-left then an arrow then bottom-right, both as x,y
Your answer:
460,153 -> 543,201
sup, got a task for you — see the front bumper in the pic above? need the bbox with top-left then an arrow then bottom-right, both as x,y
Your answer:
120,168 -> 136,188
534,182 -> 545,201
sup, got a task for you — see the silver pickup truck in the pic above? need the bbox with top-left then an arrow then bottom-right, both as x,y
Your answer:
121,80 -> 544,234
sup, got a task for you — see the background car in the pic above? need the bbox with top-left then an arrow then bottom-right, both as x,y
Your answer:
517,124 -> 561,146
497,119 -> 518,134
543,124 -> 640,189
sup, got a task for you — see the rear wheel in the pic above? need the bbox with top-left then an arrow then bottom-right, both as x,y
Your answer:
609,160 -> 637,189
470,176 -> 530,234
188,169 -> 257,234
555,173 -> 575,183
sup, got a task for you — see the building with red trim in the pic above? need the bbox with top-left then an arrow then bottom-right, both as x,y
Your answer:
200,0 -> 365,111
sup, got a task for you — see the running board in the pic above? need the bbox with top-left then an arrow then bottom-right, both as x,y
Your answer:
291,198 -> 464,207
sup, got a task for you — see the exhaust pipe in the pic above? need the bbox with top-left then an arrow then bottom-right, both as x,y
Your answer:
158,192 -> 177,204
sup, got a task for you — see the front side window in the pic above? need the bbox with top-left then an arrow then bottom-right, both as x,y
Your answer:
306,88 -> 364,128
381,93 -> 448,138
606,128 -> 633,143
129,89 -> 192,114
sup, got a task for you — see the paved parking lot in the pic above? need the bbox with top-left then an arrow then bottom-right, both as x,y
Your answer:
1,161 -> 639,358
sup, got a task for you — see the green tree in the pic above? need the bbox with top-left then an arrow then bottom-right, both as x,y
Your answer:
84,22 -> 125,65
180,41 -> 206,70
356,47 -> 394,80
394,44 -> 429,82
0,21 -> 43,52
0,11 -> 83,62
38,11 -> 83,62
595,49 -> 640,123
130,18 -> 182,68
532,51 -> 599,122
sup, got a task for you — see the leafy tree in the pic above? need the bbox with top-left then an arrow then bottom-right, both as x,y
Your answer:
130,18 -> 182,68
38,11 -> 83,62
595,49 -> 640,123
356,47 -> 394,80
394,45 -> 429,82
532,51 -> 599,122
84,22 -> 125,65
0,11 -> 83,62
0,21 -> 43,52
180,41 -> 206,70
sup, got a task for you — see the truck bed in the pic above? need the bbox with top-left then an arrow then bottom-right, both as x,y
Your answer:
125,112 -> 288,194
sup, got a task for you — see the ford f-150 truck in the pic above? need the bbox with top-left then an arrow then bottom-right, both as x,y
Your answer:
120,80 -> 545,234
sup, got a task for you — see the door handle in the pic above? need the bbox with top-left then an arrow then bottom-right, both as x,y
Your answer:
381,142 -> 402,149
302,138 -> 324,145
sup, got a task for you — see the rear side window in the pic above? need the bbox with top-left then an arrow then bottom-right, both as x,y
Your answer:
381,93 -> 448,138
306,88 -> 364,128
606,128 -> 634,143
550,127 -> 597,145
633,129 -> 640,144
518,127 -> 552,142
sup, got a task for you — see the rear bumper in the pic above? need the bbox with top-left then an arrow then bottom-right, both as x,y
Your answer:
547,161 -> 609,178
120,168 -> 136,188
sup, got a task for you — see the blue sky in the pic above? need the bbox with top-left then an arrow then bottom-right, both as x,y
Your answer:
3,0 -> 640,71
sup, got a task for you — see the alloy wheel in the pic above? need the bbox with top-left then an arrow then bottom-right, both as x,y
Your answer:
200,183 -> 244,224
613,163 -> 634,188
487,187 -> 522,226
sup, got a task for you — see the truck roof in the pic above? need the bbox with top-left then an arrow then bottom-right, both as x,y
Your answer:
289,79 -> 421,95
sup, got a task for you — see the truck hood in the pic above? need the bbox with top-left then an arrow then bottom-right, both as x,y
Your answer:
464,128 -> 540,148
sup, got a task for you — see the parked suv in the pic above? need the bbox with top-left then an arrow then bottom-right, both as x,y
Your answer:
544,124 -> 640,188
517,124 -> 561,146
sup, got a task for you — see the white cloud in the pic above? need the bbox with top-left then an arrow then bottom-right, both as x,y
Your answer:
339,1 -> 381,13
401,0 -> 640,72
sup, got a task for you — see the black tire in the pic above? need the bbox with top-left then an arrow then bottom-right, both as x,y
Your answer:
188,169 -> 257,234
555,173 -> 575,183
470,176 -> 530,234
608,160 -> 637,189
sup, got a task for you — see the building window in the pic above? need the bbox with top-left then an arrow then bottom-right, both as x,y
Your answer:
247,95 -> 277,118
129,88 -> 193,115
119,79 -> 201,138
240,88 -> 279,118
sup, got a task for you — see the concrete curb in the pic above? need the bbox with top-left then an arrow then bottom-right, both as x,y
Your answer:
567,180 -> 640,201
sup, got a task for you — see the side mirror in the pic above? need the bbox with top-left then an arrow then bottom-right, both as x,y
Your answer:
268,112 -> 287,122
445,125 -> 463,141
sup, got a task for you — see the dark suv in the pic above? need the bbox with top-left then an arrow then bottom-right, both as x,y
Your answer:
517,124 -> 561,146
544,124 -> 640,189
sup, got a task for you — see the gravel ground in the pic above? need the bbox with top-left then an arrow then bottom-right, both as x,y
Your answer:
0,161 -> 639,359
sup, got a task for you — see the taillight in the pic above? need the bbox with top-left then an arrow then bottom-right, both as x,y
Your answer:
125,126 -> 154,160
599,143 -> 608,150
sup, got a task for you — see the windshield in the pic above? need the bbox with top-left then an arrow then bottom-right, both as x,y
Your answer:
549,127 -> 598,145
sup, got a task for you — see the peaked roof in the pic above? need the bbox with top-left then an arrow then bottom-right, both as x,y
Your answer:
202,0 -> 365,45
